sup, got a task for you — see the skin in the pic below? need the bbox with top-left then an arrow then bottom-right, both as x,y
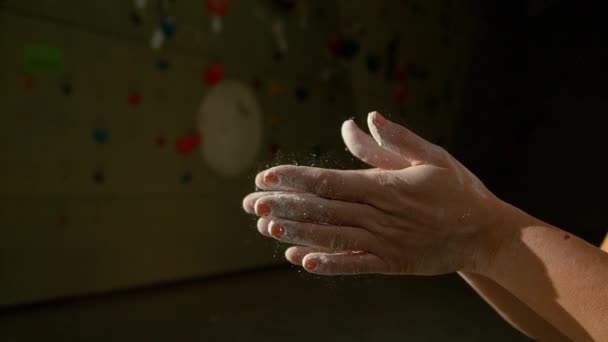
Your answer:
244,111 -> 506,275
242,111 -> 608,340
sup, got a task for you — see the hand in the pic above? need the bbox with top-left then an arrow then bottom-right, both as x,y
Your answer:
243,111 -> 509,276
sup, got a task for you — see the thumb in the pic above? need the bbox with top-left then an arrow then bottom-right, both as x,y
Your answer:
341,119 -> 410,170
367,111 -> 444,166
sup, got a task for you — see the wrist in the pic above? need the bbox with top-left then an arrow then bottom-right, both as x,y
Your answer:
468,198 -> 532,276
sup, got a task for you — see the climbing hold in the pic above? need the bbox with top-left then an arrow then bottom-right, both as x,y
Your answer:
157,59 -> 170,71
93,128 -> 109,144
175,132 -> 201,155
203,64 -> 224,86
93,170 -> 105,184
366,54 -> 381,73
128,92 -> 142,106
294,86 -> 309,101
61,81 -> 72,95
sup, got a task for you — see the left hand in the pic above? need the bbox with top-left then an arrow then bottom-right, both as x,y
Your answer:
243,111 -> 509,276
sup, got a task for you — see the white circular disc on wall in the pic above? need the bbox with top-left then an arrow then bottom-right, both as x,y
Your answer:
197,81 -> 263,177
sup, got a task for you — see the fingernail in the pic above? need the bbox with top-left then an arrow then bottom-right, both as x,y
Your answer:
264,172 -> 279,185
256,203 -> 271,216
304,258 -> 317,271
269,221 -> 284,238
372,111 -> 386,127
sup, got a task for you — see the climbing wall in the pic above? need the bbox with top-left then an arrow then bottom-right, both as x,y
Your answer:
0,0 -> 355,307
0,0 -> 475,307
340,0 -> 474,147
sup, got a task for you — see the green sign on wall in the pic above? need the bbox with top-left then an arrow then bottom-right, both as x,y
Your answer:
23,44 -> 64,76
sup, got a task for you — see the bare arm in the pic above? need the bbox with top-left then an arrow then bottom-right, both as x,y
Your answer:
458,271 -> 572,341
475,203 -> 608,341
460,233 -> 608,341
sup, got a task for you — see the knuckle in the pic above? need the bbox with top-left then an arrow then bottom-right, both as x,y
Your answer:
370,169 -> 398,188
432,144 -> 447,154
359,207 -> 389,232
314,172 -> 334,197
432,145 -> 452,164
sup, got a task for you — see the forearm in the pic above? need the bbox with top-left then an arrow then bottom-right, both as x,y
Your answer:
478,201 -> 608,341
458,271 -> 571,341
601,234 -> 608,252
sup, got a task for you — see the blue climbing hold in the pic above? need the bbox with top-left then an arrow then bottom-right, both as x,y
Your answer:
93,128 -> 108,144
160,18 -> 176,38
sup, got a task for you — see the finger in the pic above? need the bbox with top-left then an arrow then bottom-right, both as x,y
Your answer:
367,111 -> 446,166
285,246 -> 333,265
243,191 -> 307,214
302,252 -> 389,275
255,165 -> 379,204
242,191 -> 292,214
254,192 -> 378,227
341,119 -> 410,170
256,217 -> 272,236
243,192 -> 272,214
255,171 -> 264,190
267,217 -> 378,251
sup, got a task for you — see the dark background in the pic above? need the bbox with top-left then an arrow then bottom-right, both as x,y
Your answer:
455,0 -> 608,246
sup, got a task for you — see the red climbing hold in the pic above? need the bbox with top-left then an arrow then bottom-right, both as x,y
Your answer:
128,92 -> 142,106
206,0 -> 230,16
175,133 -> 202,155
203,64 -> 224,86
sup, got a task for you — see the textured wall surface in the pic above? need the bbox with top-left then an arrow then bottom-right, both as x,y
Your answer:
0,0 -> 356,306
341,0 -> 474,147
0,0 -> 477,307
